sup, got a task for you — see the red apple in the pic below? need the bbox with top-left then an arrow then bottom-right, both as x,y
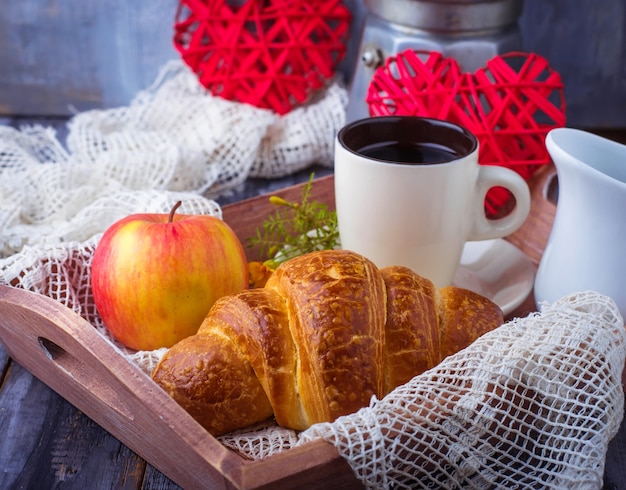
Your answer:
91,201 -> 248,351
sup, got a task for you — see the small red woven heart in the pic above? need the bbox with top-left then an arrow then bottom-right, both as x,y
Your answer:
366,50 -> 566,214
174,0 -> 351,115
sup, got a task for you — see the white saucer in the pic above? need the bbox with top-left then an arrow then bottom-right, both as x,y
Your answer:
453,239 -> 535,316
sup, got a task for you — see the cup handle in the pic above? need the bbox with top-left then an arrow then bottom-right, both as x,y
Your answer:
468,165 -> 531,241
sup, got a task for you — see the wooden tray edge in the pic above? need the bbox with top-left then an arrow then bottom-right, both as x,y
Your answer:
0,284 -> 232,487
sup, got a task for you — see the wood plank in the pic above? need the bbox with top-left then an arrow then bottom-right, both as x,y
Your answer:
223,173 -> 336,263
0,362 -> 57,489
141,466 -> 183,490
0,1 -> 177,115
239,440 -> 359,490
0,339 -> 8,373
506,163 -> 556,268
0,358 -> 150,488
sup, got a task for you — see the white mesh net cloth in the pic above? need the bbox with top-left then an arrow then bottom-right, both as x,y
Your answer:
220,291 -> 626,489
0,60 -> 347,259
298,291 -> 626,489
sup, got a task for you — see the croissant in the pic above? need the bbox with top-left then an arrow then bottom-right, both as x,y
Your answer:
151,249 -> 503,435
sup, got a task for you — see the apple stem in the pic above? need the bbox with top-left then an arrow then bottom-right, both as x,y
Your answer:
169,201 -> 182,223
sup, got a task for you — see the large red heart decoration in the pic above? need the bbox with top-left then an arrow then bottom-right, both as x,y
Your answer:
174,0 -> 351,115
366,50 -> 566,214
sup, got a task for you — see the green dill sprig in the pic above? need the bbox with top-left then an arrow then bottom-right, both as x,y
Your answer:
247,174 -> 339,269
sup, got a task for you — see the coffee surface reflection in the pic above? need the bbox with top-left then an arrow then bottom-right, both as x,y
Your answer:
358,141 -> 457,165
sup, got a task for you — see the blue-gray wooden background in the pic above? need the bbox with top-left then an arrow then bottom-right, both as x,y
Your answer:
1,0 -> 625,128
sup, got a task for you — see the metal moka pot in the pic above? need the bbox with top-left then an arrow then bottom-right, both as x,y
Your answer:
346,0 -> 524,122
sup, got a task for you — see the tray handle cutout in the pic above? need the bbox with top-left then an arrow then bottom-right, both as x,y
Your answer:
37,335 -> 135,421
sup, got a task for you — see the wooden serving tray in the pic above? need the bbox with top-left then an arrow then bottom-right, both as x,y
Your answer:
0,165 -> 564,489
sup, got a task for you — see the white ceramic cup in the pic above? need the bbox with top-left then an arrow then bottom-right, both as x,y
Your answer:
334,116 -> 531,287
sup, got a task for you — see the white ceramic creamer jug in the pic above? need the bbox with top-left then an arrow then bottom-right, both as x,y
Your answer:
535,127 -> 626,317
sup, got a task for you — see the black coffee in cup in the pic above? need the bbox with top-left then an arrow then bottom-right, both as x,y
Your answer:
338,116 -> 477,165
334,114 -> 531,287
358,141 -> 458,164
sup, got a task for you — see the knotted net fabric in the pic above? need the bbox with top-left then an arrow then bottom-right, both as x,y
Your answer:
220,291 -> 626,489
0,60 -> 347,259
297,291 -> 626,489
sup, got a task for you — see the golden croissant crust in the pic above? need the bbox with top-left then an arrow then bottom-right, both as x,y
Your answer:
152,249 -> 503,435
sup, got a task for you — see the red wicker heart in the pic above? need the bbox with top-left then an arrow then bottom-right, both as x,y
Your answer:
174,0 -> 351,115
366,50 -> 566,214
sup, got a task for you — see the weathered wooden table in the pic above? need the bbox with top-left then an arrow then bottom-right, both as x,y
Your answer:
0,116 -> 624,489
